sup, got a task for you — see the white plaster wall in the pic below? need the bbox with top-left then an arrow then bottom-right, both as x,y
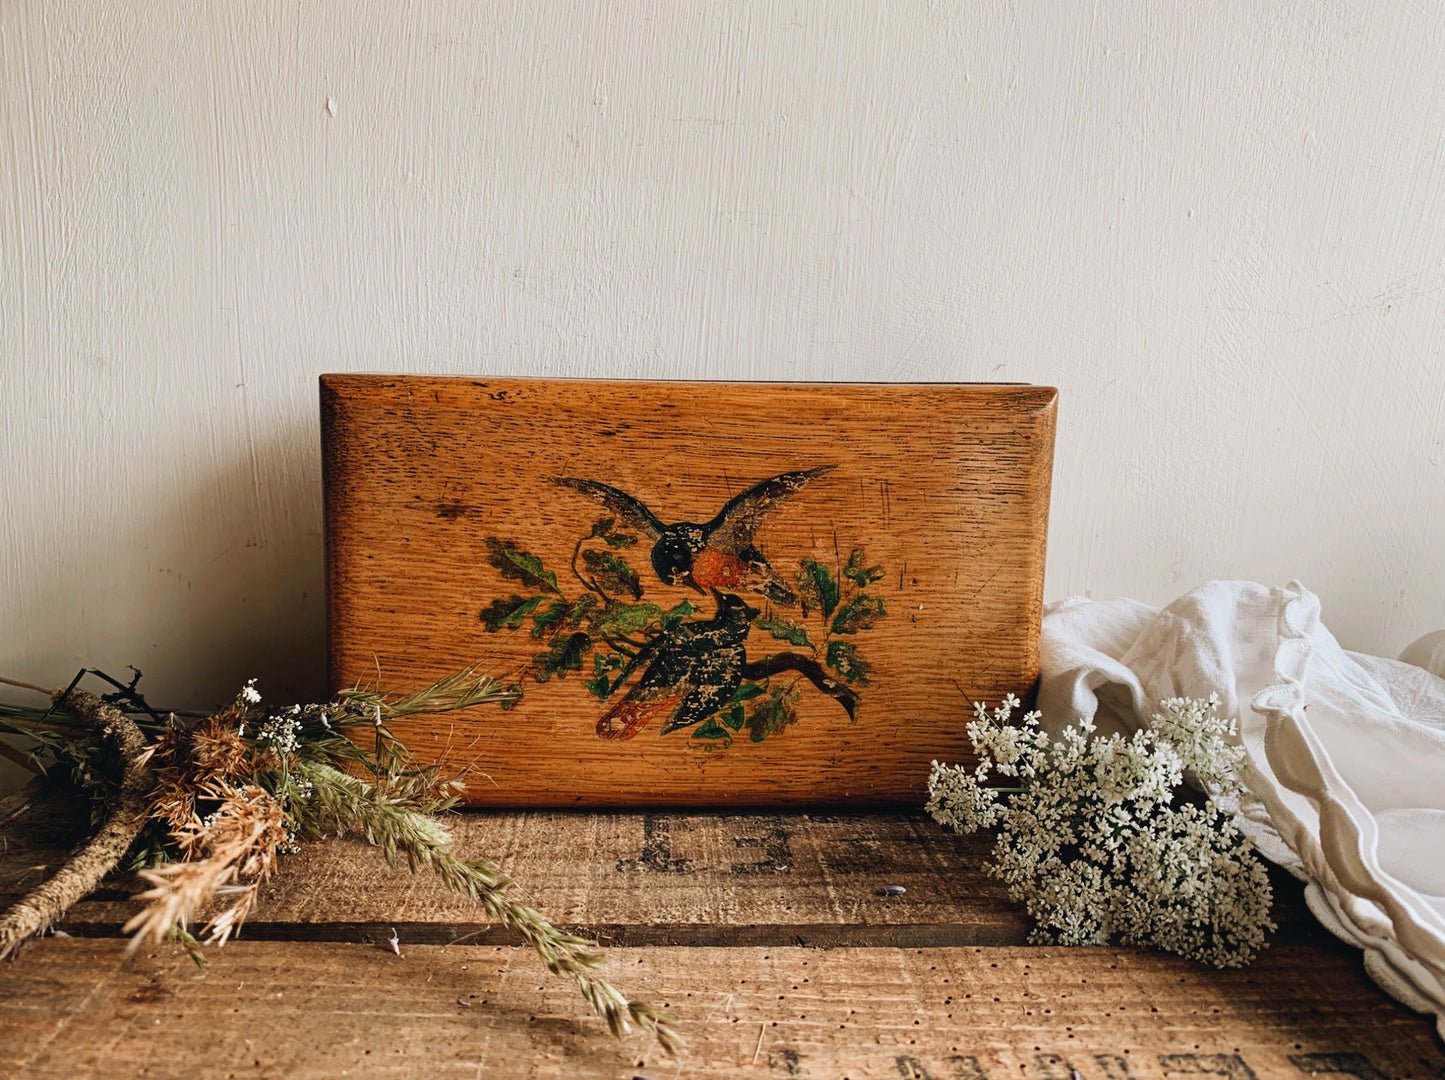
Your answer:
3,1 -> 1443,727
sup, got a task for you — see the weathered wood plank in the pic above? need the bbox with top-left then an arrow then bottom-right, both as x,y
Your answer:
322,375 -> 1058,807
1,939 -> 1439,1080
1,786 -> 1429,1076
1,789 -> 1322,947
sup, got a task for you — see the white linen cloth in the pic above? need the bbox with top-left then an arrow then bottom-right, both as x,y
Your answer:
1035,580 -> 1445,1038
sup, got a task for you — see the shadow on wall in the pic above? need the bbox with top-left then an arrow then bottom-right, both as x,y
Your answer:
5,410 -> 328,723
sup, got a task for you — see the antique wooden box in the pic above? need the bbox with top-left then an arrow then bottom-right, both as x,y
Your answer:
321,375 -> 1056,807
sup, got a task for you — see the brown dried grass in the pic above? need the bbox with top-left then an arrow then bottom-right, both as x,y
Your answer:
123,780 -> 286,949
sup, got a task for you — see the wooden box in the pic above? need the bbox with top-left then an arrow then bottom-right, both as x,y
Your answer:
321,375 -> 1056,807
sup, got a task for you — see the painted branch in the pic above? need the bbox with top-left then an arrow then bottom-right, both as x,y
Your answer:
741,653 -> 858,720
0,689 -> 152,957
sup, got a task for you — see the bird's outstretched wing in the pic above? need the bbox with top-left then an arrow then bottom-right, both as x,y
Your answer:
705,465 -> 837,554
552,477 -> 667,538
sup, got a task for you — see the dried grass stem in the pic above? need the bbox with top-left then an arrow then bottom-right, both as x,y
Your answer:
0,689 -> 152,957
0,675 -> 61,697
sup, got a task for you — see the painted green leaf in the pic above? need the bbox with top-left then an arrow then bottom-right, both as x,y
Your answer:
747,686 -> 801,742
532,595 -> 598,638
486,538 -> 560,593
593,650 -> 626,674
583,675 -> 613,699
725,682 -> 765,706
499,682 -> 524,711
660,598 -> 696,630
830,593 -> 886,635
530,600 -> 571,638
588,516 -> 638,548
532,632 -> 591,682
756,613 -> 813,649
842,548 -> 885,587
582,548 -> 642,599
567,594 -> 598,626
479,594 -> 544,632
796,558 -> 840,619
693,719 -> 730,741
594,602 -> 663,638
722,704 -> 746,731
825,640 -> 873,686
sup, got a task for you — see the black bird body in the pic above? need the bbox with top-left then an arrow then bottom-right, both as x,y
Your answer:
554,466 -> 836,605
595,592 -> 759,739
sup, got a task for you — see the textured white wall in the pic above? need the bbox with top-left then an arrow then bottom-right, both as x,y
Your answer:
3,2 -> 1443,725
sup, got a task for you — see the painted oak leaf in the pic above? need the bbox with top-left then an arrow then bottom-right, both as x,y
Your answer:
588,516 -> 639,548
584,650 -> 627,699
530,595 -> 597,639
594,602 -> 664,638
594,651 -> 626,675
830,593 -> 886,635
532,632 -> 591,682
842,548 -> 885,587
582,548 -> 642,599
531,601 -> 570,638
486,538 -> 560,594
826,640 -> 872,685
480,594 -> 544,632
747,685 -> 801,743
796,558 -> 840,619
755,613 -> 813,649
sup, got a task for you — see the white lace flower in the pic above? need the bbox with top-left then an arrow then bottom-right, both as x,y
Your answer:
925,760 -> 1002,832
1150,694 -> 1244,788
927,695 -> 1274,968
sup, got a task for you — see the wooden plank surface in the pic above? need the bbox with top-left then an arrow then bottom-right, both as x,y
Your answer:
322,376 -> 1057,807
3,785 -> 1435,1078
1,786 -> 1322,949
2,939 -> 1441,1080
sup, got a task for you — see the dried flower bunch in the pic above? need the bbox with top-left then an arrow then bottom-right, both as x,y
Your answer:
927,694 -> 1274,967
0,669 -> 679,1055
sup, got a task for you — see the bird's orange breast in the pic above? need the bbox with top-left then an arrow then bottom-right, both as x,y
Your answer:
691,546 -> 747,589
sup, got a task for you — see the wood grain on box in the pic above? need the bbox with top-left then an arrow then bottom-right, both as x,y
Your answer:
321,376 -> 1056,807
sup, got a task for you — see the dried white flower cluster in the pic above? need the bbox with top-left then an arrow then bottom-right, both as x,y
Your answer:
255,710 -> 302,757
927,694 -> 1274,967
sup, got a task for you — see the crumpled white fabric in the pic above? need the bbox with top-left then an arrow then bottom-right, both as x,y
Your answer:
1035,580 -> 1445,1039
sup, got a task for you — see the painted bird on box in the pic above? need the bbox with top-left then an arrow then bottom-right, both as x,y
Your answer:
595,591 -> 759,740
552,466 -> 836,606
